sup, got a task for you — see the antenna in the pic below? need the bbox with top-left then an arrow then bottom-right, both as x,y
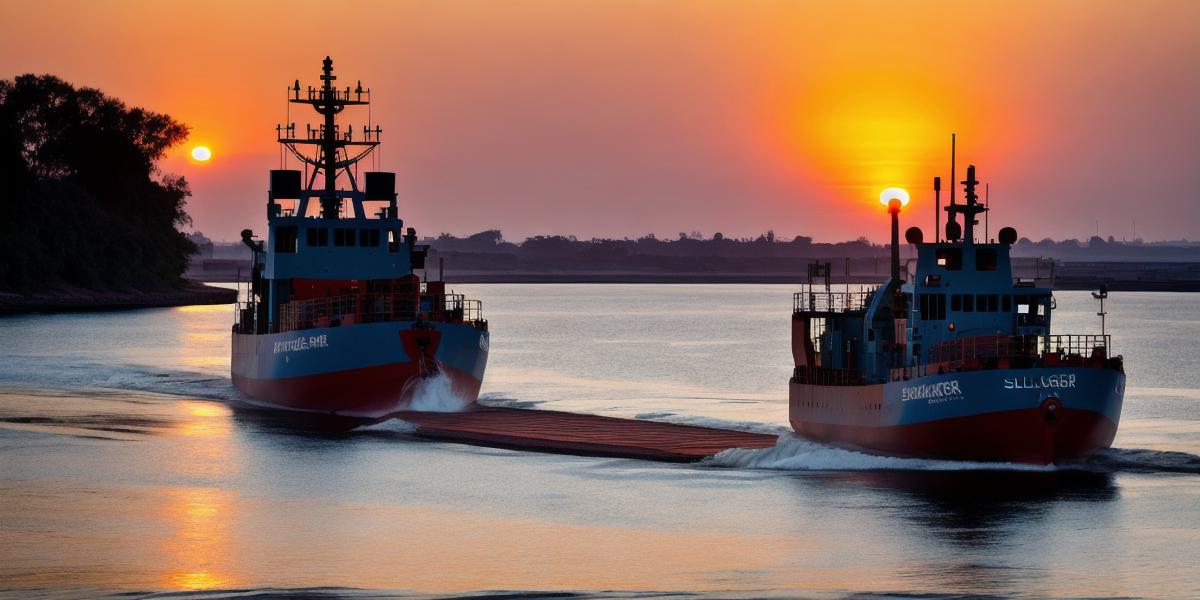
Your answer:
985,183 -> 990,241
944,133 -> 959,242
933,176 -> 941,243
947,164 -> 986,244
1092,284 -> 1109,337
950,133 -> 956,209
278,57 -> 382,219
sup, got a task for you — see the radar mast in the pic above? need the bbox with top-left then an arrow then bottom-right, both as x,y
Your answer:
277,56 -> 382,218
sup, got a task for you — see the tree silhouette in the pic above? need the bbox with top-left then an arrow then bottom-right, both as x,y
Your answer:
0,74 -> 195,291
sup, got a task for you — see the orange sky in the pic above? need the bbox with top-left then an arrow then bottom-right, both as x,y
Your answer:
2,0 -> 1198,242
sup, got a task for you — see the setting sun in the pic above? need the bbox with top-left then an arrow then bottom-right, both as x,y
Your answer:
190,146 -> 212,162
879,187 -> 910,207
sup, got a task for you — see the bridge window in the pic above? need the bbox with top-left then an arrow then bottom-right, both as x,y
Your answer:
1003,295 -> 1012,312
1015,294 -> 1049,326
962,294 -> 974,312
977,294 -> 999,312
388,229 -> 401,253
1015,294 -> 1032,314
359,229 -> 380,247
333,228 -> 357,247
936,248 -> 963,270
918,293 -> 946,320
951,294 -> 961,311
976,248 -> 998,271
306,227 -> 328,247
275,226 -> 298,253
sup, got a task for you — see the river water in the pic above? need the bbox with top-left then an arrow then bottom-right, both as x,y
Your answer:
1,286 -> 1198,599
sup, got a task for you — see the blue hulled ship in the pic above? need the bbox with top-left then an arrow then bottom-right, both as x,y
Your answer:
789,162 -> 1124,464
232,58 -> 488,417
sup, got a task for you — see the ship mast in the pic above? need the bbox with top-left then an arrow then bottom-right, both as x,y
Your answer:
318,57 -> 339,217
946,164 -> 988,244
277,56 -> 381,218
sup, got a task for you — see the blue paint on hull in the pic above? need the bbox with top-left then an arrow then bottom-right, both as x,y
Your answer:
887,368 -> 1125,426
789,367 -> 1125,463
232,320 -> 488,382
792,367 -> 1124,427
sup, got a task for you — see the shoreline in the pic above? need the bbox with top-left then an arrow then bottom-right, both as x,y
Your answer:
0,282 -> 237,315
185,271 -> 1200,291
436,273 -> 1200,291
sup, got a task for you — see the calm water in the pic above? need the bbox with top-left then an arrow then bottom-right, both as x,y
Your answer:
1,285 -> 1198,599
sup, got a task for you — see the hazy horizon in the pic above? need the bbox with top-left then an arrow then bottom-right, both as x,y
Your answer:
3,1 -> 1198,244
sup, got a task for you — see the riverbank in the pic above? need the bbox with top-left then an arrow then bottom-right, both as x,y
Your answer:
437,271 -> 1197,289
187,258 -> 1200,290
0,281 -> 236,315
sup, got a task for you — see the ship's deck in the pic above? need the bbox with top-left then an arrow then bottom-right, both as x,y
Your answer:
390,406 -> 779,462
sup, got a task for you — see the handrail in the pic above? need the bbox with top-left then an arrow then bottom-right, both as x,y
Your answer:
907,333 -> 1114,380
930,334 -> 1043,364
265,291 -> 484,333
1044,334 -> 1111,357
792,366 -> 866,386
931,334 -> 1111,363
793,284 -> 878,314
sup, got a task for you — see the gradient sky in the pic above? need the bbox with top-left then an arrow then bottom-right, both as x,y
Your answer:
3,0 -> 1198,243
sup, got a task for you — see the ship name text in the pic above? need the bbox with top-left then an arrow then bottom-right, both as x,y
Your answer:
901,380 -> 963,403
1004,374 -> 1076,390
273,334 -> 329,354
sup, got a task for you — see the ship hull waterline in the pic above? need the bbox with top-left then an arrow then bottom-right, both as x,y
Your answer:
789,367 -> 1125,465
232,320 -> 489,418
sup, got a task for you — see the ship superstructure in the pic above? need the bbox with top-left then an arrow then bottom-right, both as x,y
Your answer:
232,58 -> 488,416
789,161 -> 1124,464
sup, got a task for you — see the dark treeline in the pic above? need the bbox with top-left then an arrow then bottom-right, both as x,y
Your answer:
425,230 -> 883,259
418,230 -> 1200,262
416,230 -> 886,276
1012,236 -> 1200,261
0,75 -> 195,292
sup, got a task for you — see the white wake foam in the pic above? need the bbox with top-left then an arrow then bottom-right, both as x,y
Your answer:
633,411 -> 791,436
705,434 -> 1053,472
406,371 -> 471,413
359,418 -> 419,433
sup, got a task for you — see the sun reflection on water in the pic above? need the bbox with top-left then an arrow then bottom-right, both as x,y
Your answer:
176,400 -> 233,437
162,487 -> 238,591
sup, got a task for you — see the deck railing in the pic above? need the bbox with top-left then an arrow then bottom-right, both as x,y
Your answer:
1044,334 -> 1111,358
441,294 -> 484,324
277,293 -> 411,332
273,291 -> 485,333
930,334 -> 1042,364
887,334 -> 1115,381
793,285 -> 878,314
792,366 -> 866,386
930,334 -> 1111,363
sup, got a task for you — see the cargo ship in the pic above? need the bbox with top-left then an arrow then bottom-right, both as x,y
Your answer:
789,157 -> 1124,464
232,58 -> 488,417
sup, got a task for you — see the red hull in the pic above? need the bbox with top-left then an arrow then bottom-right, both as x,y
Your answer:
794,406 -> 1118,464
232,362 -> 482,417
